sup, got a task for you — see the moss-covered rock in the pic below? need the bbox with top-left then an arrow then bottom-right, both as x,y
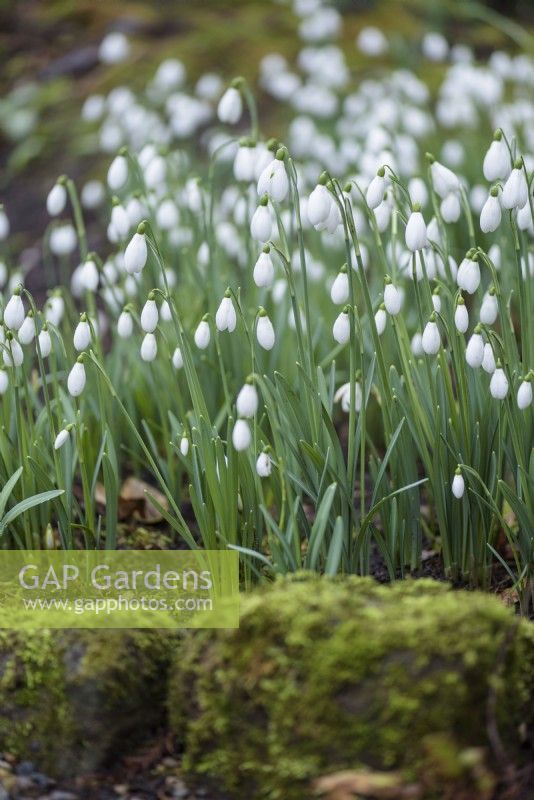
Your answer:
0,629 -> 177,775
168,576 -> 534,800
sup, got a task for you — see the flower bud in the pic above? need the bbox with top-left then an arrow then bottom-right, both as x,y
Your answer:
107,154 -> 128,191
333,309 -> 350,345
517,379 -> 533,410
330,269 -> 349,305
67,360 -> 86,397
422,319 -> 440,355
46,182 -> 67,216
405,210 -> 428,251
194,318 -> 211,349
124,231 -> 148,275
232,418 -> 251,451
117,309 -> 133,339
140,332 -> 157,362
38,328 -> 52,358
54,428 -> 70,450
141,297 -> 159,333
217,86 -> 243,124
384,280 -> 402,316
73,318 -> 91,351
256,451 -> 272,477
256,312 -> 275,350
4,292 -> 25,331
465,333 -> 484,368
236,382 -> 258,418
490,366 -> 508,399
452,471 -> 465,499
18,314 -> 36,345
172,347 -> 183,369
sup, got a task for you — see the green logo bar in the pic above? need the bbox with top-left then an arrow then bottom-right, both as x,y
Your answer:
0,551 -> 239,629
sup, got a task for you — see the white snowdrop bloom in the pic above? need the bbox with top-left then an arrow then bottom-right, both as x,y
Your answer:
483,136 -> 510,182
482,343 -> 496,374
3,337 -> 23,368
517,380 -> 533,410
236,383 -> 258,418
160,300 -> 172,322
107,154 -> 128,191
422,319 -> 441,355
172,347 -> 183,369
18,315 -> 35,345
470,185 -> 487,215
253,250 -> 275,288
374,197 -> 392,232
3,292 -> 25,331
154,58 -> 185,91
217,86 -> 242,124
490,367 -> 508,400
124,231 -> 147,274
384,280 -> 402,316
257,158 -> 289,203
307,184 -> 331,226
365,171 -> 386,209
111,203 -> 130,239
405,208 -> 428,251
502,163 -> 528,210
430,160 -> 459,198
375,306 -> 387,336
454,301 -> 469,333
140,333 -> 157,362
232,419 -> 251,452
37,328 -> 52,358
452,472 -> 465,499
422,31 -> 448,61
46,183 -> 67,216
179,435 -> 189,457
126,196 -> 147,228
253,143 -> 273,181
256,451 -> 272,478
141,298 -> 159,333
45,295 -> 64,327
117,310 -> 133,339
194,319 -> 211,349
466,332 -> 485,368
80,259 -> 99,292
54,428 -> 70,450
67,360 -> 86,397
517,201 -> 533,232
156,199 -> 179,231
81,180 -> 105,210
233,144 -> 256,183
330,269 -> 349,305
256,312 -> 275,350
432,293 -> 442,313
215,294 -> 237,333
250,203 -> 272,242
0,208 -> 9,240
457,255 -> 480,295
50,223 -> 77,256
334,381 -> 362,413
480,292 -> 498,325
408,177 -> 428,208
333,309 -> 350,345
480,190 -> 502,233
316,200 -> 341,234
82,93 -> 105,122
356,26 -> 387,56
144,155 -> 166,190
441,192 -> 461,223
411,332 -> 424,357
99,31 -> 129,64
0,370 -> 8,394
73,318 -> 91,351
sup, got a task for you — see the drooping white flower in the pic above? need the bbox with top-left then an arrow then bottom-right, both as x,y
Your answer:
46,182 -> 67,216
107,154 -> 128,191
117,310 -> 133,339
334,381 -> 362,413
73,318 -> 91,351
0,208 -> 9,241
172,347 -> 183,369
253,249 -> 275,288
38,328 -> 52,358
67,360 -> 86,397
465,332 -> 485,368
141,297 -> 159,333
432,292 -> 442,313
480,291 -> 498,325
250,202 -> 272,242
456,255 -> 480,295
517,379 -> 533,410
430,159 -> 460,199
3,292 -> 25,331
452,472 -> 465,499
405,208 -> 428,251
140,332 -> 157,362
257,157 -> 289,203
483,135 -> 510,182
215,294 -> 237,333
517,201 -> 533,233
99,31 -> 130,64
124,230 -> 148,274
0,369 -> 8,394
180,435 -> 189,456
3,337 -> 23,368
422,319 -> 441,355
333,309 -> 350,345
45,295 -> 65,327
18,314 -> 36,345
236,383 -> 258,418
217,86 -> 242,124
480,189 -> 502,233
490,366 -> 508,399
194,318 -> 211,349
411,332 -> 424,357
232,418 -> 251,451
501,162 -> 528,210
454,300 -> 469,333
383,280 -> 402,316
482,343 -> 496,374
54,428 -> 70,450
440,192 -> 461,223
234,143 -> 257,183
307,184 -> 331,226
375,306 -> 387,336
330,269 -> 349,305
256,312 -> 275,350
365,170 -> 386,209
256,451 -> 272,477
110,203 -> 130,239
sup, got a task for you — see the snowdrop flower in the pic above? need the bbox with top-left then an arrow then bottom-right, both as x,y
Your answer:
232,419 -> 251,451
501,160 -> 528,210
257,151 -> 289,203
334,381 -> 362,413
330,266 -> 349,305
482,343 -> 496,374
44,294 -> 65,327
215,291 -> 236,333
124,226 -> 148,275
179,435 -> 189,457
441,192 -> 461,223
429,156 -> 459,198
99,31 -> 130,64
375,305 -> 387,336
333,307 -> 350,345
307,182 -> 331,226
4,289 -> 25,331
405,205 -> 428,251
50,223 -> 77,256
490,365 -> 508,400
422,316 -> 441,355
144,155 -> 166,190
452,469 -> 465,499
365,167 -> 386,210
422,31 -> 448,61
73,315 -> 91,351
37,327 -> 52,358
3,332 -> 22,367
236,381 -> 258,418
111,201 -> 130,239
141,294 -> 159,333
357,26 -> 387,56
18,312 -> 36,345
480,187 -> 502,233
383,277 -> 402,316
0,369 -> 8,394
411,332 -> 424,357
217,85 -> 242,124
67,358 -> 86,397
194,317 -> 211,349
483,132 -> 510,182
517,201 -> 533,233
256,451 -> 272,478
117,309 -> 133,339
517,377 -> 533,410
234,141 -> 257,183
254,247 -> 275,288
80,258 -> 99,292
457,253 -> 480,295
172,347 -> 183,369
432,291 -> 441,313
465,331 -> 485,368
480,290 -> 498,325
0,207 -> 9,240
107,153 -> 128,191
46,181 -> 67,216
140,333 -> 157,362
454,298 -> 469,333
250,196 -> 272,242
81,180 -> 105,210
54,426 -> 72,451
374,196 -> 392,233
256,309 -> 275,350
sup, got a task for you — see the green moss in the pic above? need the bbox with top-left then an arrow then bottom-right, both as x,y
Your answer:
168,576 -> 534,800
0,629 -> 178,775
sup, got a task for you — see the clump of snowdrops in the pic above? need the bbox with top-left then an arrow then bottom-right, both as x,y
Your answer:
0,0 -> 533,612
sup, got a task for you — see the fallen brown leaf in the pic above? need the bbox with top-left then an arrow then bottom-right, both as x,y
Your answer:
313,769 -> 421,800
119,476 -> 169,524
